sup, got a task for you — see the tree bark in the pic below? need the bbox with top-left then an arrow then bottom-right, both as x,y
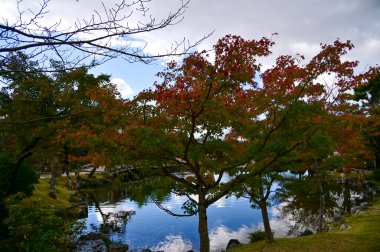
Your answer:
63,146 -> 72,189
260,200 -> 273,242
198,192 -> 210,252
342,178 -> 351,214
88,165 -> 97,178
258,184 -> 274,243
314,160 -> 324,233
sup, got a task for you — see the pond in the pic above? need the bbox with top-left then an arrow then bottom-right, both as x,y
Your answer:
80,175 -> 367,252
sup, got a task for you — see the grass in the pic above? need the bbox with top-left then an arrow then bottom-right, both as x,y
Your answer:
232,197 -> 380,252
20,177 -> 75,209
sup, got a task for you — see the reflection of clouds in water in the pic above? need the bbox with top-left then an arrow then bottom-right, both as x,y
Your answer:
214,196 -> 240,208
269,203 -> 294,237
210,225 -> 252,251
209,204 -> 294,251
95,210 -> 103,224
115,204 -> 135,213
162,194 -> 191,211
214,197 -> 226,208
153,235 -> 193,252
93,203 -> 135,224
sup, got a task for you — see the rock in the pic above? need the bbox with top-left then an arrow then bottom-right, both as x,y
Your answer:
299,229 -> 313,237
141,249 -> 152,252
360,202 -> 369,208
340,223 -> 349,231
333,215 -> 341,222
76,233 -> 109,252
352,205 -> 361,212
76,239 -> 106,252
109,243 -> 129,252
226,239 -> 241,250
79,232 -> 109,241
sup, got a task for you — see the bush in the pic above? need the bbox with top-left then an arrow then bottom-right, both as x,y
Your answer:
5,194 -> 84,252
371,169 -> 380,181
249,230 -> 268,243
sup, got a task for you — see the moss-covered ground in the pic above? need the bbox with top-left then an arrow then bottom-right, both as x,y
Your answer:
19,177 -> 74,209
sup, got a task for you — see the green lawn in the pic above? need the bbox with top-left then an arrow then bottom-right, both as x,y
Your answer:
232,197 -> 380,252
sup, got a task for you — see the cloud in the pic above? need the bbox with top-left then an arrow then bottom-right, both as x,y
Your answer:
209,225 -> 252,251
2,0 -> 379,83
111,77 -> 133,98
134,0 -> 380,69
153,235 -> 193,252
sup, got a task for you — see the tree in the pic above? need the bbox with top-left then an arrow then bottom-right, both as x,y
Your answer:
0,0 -> 209,73
355,71 -> 380,106
0,53 -> 123,195
126,35 -> 274,252
296,132 -> 338,232
124,35 -> 375,251
354,72 -> 380,169
51,67 -> 125,179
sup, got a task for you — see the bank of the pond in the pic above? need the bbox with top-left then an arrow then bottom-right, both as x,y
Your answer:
232,197 -> 380,252
0,174 -> 116,251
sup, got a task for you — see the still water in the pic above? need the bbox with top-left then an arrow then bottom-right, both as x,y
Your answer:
81,176 -> 364,252
82,183 -> 290,251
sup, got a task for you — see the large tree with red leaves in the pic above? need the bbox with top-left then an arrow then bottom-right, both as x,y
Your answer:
125,35 -> 377,251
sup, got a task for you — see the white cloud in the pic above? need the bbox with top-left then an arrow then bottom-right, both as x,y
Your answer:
290,42 -> 320,60
2,0 -> 379,93
153,235 -> 193,252
209,225 -> 252,251
111,77 -> 133,98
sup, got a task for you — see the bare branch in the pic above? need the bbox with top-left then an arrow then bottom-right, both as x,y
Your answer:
0,0 -> 210,72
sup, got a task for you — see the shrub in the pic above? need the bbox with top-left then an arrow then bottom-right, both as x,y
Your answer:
249,230 -> 268,243
5,194 -> 84,252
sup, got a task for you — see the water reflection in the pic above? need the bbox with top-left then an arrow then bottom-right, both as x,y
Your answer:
153,235 -> 193,252
81,175 -> 366,251
276,177 -> 366,236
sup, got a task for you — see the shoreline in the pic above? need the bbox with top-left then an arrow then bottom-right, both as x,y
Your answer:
231,196 -> 380,252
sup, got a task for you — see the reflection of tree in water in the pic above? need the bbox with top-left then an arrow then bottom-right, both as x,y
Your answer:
87,175 -> 174,234
276,176 -> 362,236
91,202 -> 136,234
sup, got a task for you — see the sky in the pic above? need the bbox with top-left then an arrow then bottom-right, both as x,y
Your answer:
1,0 -> 379,98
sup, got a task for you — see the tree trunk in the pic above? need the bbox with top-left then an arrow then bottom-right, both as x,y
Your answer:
314,160 -> 324,232
88,165 -> 97,178
258,184 -> 274,243
63,146 -> 72,189
343,178 -> 351,214
198,192 -> 210,252
260,200 -> 273,242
